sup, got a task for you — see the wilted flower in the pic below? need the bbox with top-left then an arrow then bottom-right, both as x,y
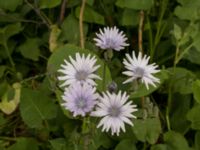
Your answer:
94,26 -> 129,51
91,91 -> 137,136
62,82 -> 99,117
123,51 -> 160,89
58,53 -> 101,87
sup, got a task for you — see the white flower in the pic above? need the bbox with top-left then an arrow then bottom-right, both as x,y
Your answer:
58,53 -> 101,87
93,26 -> 129,51
91,91 -> 137,136
62,82 -> 99,117
123,51 -> 160,89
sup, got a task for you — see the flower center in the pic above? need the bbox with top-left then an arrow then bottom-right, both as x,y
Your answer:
134,67 -> 145,78
75,70 -> 88,81
76,97 -> 87,109
106,38 -> 116,48
108,106 -> 121,117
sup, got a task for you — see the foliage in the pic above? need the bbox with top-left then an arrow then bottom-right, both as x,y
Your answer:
0,0 -> 200,149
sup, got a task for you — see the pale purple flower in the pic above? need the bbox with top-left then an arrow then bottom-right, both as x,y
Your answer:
123,51 -> 160,89
94,26 -> 129,51
91,91 -> 137,136
58,53 -> 101,87
62,82 -> 99,117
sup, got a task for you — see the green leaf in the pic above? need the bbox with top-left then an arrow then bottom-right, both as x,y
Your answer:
116,0 -> 154,10
0,66 -> 6,78
163,131 -> 190,150
0,0 -> 23,11
130,70 -> 168,98
0,23 -> 22,46
7,138 -> 39,150
50,138 -> 67,150
187,105 -> 200,130
192,80 -> 200,104
151,144 -> 168,150
115,139 -> 137,150
49,25 -> 62,52
132,118 -> 162,144
47,44 -> 112,92
20,88 -> 57,128
39,0 -> 62,9
18,38 -> 41,61
167,67 -> 196,94
173,24 -> 182,41
60,14 -> 88,44
75,6 -> 105,24
120,9 -> 139,26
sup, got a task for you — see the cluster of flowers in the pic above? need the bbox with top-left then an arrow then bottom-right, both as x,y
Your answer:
58,27 -> 160,136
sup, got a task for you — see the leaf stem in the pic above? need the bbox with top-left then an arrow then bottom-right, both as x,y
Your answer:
138,10 -> 144,54
79,0 -> 86,48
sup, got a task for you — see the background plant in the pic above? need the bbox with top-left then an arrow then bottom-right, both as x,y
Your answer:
0,0 -> 200,150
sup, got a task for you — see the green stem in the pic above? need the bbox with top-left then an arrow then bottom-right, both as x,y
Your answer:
166,83 -> 172,131
4,42 -> 15,69
147,16 -> 153,56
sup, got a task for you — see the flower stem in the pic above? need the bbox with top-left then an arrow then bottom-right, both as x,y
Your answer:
138,10 -> 144,54
79,0 -> 86,49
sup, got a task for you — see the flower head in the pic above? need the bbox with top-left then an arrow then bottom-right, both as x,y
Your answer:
58,53 -> 101,87
94,26 -> 129,51
91,91 -> 137,136
62,82 -> 99,117
123,51 -> 160,89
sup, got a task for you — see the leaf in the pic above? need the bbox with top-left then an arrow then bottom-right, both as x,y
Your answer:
0,23 -> 22,46
49,138 -> 67,150
132,118 -> 162,144
120,9 -> 139,26
7,138 -> 39,150
20,88 -> 57,128
0,66 -> 6,78
0,0 -> 23,11
39,0 -> 62,9
60,14 -> 88,44
151,144 -> 168,150
49,25 -> 62,52
163,131 -> 190,150
0,83 -> 21,115
167,67 -> 196,94
75,6 -> 105,25
130,70 -> 168,98
116,0 -> 154,10
192,80 -> 200,104
195,131 -> 200,150
18,38 -> 41,61
187,105 -> 200,130
115,139 -> 137,150
47,44 -> 112,92
173,24 -> 182,41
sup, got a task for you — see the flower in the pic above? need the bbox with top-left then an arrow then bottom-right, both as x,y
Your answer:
61,82 -> 99,117
123,51 -> 160,89
91,91 -> 137,136
93,26 -> 129,51
58,53 -> 101,87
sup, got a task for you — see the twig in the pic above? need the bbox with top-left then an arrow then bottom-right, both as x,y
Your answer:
59,0 -> 67,23
138,10 -> 144,54
79,0 -> 87,49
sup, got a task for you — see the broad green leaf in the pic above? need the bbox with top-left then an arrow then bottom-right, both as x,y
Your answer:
60,14 -> 88,44
195,131 -> 200,150
47,44 -> 112,91
184,47 -> 200,65
173,24 -> 182,41
18,38 -> 41,61
116,0 -> 154,10
7,138 -> 39,150
39,0 -> 62,9
0,0 -> 22,11
20,88 -> 57,128
49,138 -> 67,150
0,83 -> 21,115
192,80 -> 200,104
170,94 -> 191,134
132,118 -> 162,144
130,70 -> 168,98
166,67 -> 196,94
75,6 -> 105,25
151,144 -> 168,150
121,9 -> 139,26
187,105 -> 200,130
115,139 -> 137,150
0,23 -> 22,46
164,131 -> 190,150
